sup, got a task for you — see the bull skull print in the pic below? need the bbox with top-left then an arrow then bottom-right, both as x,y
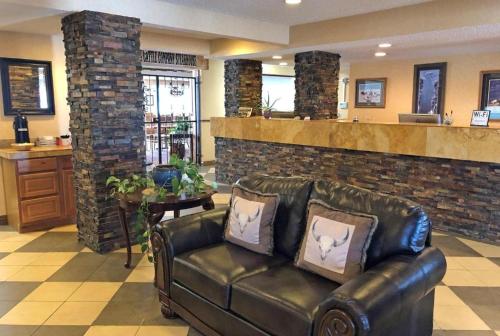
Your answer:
311,218 -> 350,263
230,198 -> 261,238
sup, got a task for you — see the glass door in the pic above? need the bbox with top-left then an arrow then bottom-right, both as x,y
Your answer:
143,72 -> 201,166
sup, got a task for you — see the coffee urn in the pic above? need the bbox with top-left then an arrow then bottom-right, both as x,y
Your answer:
13,113 -> 30,143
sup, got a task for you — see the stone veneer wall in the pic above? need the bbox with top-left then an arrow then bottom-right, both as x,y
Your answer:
62,11 -> 145,253
294,51 -> 340,120
224,59 -> 262,117
215,138 -> 500,243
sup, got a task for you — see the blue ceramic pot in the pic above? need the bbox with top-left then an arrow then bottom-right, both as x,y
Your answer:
152,165 -> 181,191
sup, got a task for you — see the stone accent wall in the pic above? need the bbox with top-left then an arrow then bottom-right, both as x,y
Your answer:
215,138 -> 500,243
294,51 -> 340,120
224,59 -> 262,117
62,11 -> 145,253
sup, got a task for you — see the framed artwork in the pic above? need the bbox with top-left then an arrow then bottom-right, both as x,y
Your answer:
479,70 -> 500,120
412,62 -> 447,116
0,58 -> 55,116
355,78 -> 386,108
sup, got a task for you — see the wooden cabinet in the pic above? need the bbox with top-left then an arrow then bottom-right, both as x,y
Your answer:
1,154 -> 76,232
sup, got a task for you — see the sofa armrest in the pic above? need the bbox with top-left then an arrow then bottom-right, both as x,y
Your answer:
151,206 -> 229,295
313,247 -> 446,336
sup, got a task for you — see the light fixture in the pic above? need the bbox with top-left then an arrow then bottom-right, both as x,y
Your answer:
272,55 -> 283,60
378,43 -> 392,48
375,52 -> 387,57
285,0 -> 302,4
279,61 -> 288,66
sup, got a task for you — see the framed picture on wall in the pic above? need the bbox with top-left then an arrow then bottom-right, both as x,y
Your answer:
0,57 -> 55,116
479,70 -> 500,120
355,78 -> 387,108
412,62 -> 447,116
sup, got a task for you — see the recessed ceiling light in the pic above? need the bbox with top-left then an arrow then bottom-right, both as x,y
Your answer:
378,43 -> 392,48
279,62 -> 288,66
375,52 -> 387,57
285,0 -> 302,4
272,55 -> 283,60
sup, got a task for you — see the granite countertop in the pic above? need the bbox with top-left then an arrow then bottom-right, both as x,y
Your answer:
0,145 -> 72,160
210,117 -> 500,164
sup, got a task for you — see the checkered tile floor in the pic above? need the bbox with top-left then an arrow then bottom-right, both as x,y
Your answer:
0,167 -> 497,335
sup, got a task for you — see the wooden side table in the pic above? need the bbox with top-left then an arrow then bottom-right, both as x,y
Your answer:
117,189 -> 216,268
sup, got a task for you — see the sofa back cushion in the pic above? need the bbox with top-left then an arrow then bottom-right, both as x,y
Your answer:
237,174 -> 313,258
310,180 -> 430,268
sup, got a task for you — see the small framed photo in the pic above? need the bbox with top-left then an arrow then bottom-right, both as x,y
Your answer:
470,110 -> 490,127
479,70 -> 500,120
355,78 -> 386,108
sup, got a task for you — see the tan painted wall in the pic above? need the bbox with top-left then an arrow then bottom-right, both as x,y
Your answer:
200,59 -> 225,163
0,32 -> 69,140
348,51 -> 500,126
141,31 -> 210,56
0,31 -> 70,218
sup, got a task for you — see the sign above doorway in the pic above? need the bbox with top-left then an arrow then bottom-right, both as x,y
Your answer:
141,50 -> 209,70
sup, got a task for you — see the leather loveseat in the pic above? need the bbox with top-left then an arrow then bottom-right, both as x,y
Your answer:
150,175 -> 446,336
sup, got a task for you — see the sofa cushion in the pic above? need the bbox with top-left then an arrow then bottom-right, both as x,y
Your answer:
310,180 -> 431,268
225,185 -> 280,255
173,243 -> 286,309
237,175 -> 313,259
295,199 -> 378,284
231,264 -> 339,336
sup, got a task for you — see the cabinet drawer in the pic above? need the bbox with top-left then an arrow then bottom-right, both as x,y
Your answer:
21,196 -> 61,224
17,158 -> 57,173
18,172 -> 59,199
59,156 -> 73,169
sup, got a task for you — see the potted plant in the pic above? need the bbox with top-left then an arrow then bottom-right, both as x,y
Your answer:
106,156 -> 211,262
261,92 -> 280,119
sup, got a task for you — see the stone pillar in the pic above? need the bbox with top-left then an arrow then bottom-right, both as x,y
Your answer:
294,51 -> 340,120
224,59 -> 262,117
62,11 -> 145,253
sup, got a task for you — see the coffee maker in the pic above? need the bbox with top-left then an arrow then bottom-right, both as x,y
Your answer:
13,113 -> 30,143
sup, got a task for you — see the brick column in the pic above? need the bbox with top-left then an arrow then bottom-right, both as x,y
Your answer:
224,59 -> 262,117
62,11 -> 145,252
294,51 -> 340,120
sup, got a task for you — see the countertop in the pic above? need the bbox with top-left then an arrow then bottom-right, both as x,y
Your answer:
0,145 -> 72,160
210,117 -> 500,164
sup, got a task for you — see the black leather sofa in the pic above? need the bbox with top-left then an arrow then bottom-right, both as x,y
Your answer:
151,175 -> 446,336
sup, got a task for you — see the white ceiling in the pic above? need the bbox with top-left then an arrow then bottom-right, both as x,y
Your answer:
160,0 -> 431,25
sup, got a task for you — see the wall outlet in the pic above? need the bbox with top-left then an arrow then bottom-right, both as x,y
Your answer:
339,102 -> 348,109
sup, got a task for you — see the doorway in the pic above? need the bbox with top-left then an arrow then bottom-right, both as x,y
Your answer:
143,70 -> 201,166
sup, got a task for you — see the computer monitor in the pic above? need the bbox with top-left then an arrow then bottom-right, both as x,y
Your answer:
398,114 -> 441,124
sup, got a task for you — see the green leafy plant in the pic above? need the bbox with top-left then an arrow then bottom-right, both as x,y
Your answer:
169,154 -> 205,197
262,91 -> 280,111
106,174 -> 168,262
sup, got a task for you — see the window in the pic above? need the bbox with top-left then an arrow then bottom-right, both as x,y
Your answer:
262,75 -> 295,112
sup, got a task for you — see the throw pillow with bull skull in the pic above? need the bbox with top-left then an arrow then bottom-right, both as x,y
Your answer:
224,185 -> 280,256
296,200 -> 378,284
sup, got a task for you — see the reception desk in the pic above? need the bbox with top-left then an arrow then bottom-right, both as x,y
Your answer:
211,117 -> 500,243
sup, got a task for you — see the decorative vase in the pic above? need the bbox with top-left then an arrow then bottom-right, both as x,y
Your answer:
152,165 -> 181,191
263,108 -> 272,119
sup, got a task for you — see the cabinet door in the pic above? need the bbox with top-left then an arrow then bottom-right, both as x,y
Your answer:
18,172 -> 59,199
62,169 -> 76,218
21,196 -> 61,224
